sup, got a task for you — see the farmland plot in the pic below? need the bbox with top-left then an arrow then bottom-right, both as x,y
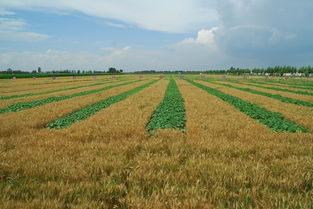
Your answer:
0,75 -> 312,208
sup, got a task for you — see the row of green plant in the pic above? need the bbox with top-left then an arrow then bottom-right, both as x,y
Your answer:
226,81 -> 313,96
186,79 -> 308,132
205,80 -> 313,108
0,80 -> 142,114
255,78 -> 313,87
47,80 -> 159,129
239,79 -> 313,90
146,78 -> 186,132
0,80 -> 120,101
210,75 -> 313,88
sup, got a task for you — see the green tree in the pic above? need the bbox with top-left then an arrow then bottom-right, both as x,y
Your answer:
37,67 -> 42,73
7,68 -> 13,74
108,67 -> 118,73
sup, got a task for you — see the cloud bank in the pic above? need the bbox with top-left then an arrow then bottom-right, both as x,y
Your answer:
0,0 -> 313,70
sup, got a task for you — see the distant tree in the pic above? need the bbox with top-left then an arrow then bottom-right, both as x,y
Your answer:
77,70 -> 81,74
37,67 -> 42,73
108,67 -> 118,73
32,70 -> 37,73
119,69 -> 123,73
7,68 -> 13,74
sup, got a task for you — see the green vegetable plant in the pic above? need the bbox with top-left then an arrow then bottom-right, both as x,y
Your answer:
146,78 -> 186,132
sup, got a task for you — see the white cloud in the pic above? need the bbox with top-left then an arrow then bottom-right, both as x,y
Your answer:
103,21 -> 127,28
0,9 -> 15,15
181,27 -> 219,50
1,1 -> 313,69
0,0 -> 220,33
0,17 -> 49,41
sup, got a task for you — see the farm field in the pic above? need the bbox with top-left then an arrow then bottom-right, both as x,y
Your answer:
0,74 -> 312,208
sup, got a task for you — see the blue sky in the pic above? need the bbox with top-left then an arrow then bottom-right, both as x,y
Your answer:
0,0 -> 313,72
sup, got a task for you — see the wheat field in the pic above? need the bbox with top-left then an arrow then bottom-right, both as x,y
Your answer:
0,75 -> 312,208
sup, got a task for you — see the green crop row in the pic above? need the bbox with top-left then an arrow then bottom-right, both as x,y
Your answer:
242,80 -> 313,91
0,80 -> 142,114
0,80 -> 119,101
254,78 -> 313,87
146,78 -> 186,132
228,81 -> 313,96
47,79 -> 159,129
203,80 -> 313,108
186,79 -> 307,132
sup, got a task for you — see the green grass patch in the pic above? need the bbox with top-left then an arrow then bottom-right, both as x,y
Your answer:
146,79 -> 186,132
47,79 -> 159,129
0,80 -> 142,114
187,79 -> 308,132
204,80 -> 313,108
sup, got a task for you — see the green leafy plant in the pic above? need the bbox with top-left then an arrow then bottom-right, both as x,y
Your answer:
146,78 -> 186,132
229,81 -> 313,96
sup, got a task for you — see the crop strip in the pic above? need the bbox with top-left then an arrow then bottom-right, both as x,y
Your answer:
146,78 -> 186,132
186,79 -> 307,132
47,79 -> 159,129
201,80 -> 313,108
223,80 -> 313,96
251,78 -> 313,87
243,80 -> 313,91
0,80 -> 142,114
0,80 -> 122,101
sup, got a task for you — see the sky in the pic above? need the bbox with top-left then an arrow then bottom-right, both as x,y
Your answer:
0,0 -> 313,72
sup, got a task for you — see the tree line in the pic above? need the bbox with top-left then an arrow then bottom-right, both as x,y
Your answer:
207,66 -> 313,76
1,65 -> 313,77
1,67 -> 123,74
